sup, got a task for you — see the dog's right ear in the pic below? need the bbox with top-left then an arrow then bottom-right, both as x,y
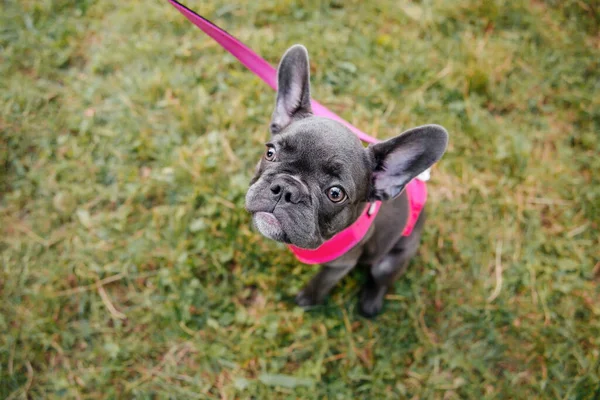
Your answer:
366,125 -> 449,201
270,45 -> 313,135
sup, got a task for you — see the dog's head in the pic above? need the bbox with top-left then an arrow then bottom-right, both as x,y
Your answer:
245,45 -> 448,249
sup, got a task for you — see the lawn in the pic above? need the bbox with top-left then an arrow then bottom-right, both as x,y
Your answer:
1,0 -> 599,398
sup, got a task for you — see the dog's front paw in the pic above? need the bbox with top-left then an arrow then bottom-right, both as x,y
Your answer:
358,286 -> 386,318
358,297 -> 383,318
295,289 -> 321,308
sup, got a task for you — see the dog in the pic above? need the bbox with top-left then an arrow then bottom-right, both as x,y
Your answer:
245,45 -> 448,317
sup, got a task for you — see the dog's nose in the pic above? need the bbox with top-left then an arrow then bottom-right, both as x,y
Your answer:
269,178 -> 302,204
270,183 -> 282,196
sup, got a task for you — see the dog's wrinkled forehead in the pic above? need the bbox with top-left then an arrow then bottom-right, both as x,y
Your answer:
272,117 -> 366,172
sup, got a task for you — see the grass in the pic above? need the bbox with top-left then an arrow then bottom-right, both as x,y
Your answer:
1,0 -> 599,398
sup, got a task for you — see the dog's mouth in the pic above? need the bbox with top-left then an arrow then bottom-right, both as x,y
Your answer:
251,211 -> 326,249
252,212 -> 289,243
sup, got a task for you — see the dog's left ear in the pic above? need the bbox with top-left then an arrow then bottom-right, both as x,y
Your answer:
367,125 -> 449,201
270,45 -> 313,134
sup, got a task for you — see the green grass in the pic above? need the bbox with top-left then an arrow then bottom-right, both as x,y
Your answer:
1,0 -> 599,398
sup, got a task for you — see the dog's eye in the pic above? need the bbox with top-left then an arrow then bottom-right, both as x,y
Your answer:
264,147 -> 276,161
327,186 -> 346,203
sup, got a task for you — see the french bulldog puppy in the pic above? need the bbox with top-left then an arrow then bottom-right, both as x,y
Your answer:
245,45 -> 448,317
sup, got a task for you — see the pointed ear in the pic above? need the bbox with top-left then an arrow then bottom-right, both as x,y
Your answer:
270,45 -> 313,134
367,124 -> 449,201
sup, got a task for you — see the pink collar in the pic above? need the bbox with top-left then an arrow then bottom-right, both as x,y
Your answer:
288,179 -> 427,264
288,201 -> 381,264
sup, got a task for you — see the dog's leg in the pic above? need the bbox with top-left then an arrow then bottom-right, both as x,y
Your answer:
295,263 -> 355,307
295,242 -> 363,307
358,252 -> 412,317
359,212 -> 425,318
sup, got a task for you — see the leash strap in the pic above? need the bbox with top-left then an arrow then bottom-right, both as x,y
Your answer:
168,0 -> 379,144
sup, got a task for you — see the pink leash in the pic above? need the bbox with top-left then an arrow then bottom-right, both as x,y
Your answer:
168,1 -> 426,264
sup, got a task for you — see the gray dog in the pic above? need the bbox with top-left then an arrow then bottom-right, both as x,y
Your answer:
245,45 -> 448,317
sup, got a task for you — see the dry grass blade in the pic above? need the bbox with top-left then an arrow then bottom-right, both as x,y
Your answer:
487,240 -> 504,303
97,285 -> 126,320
